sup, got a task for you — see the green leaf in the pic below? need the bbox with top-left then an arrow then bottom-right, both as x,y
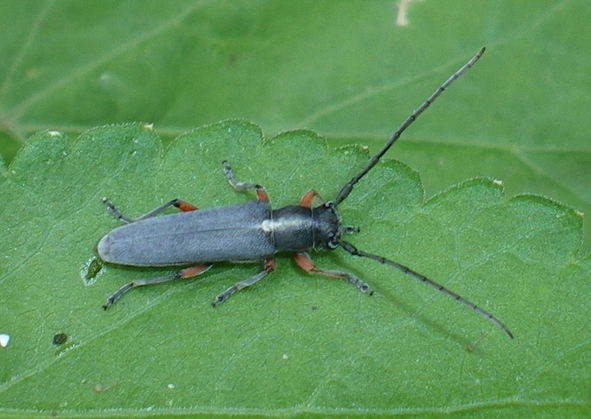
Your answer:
1,1 -> 590,418
1,121 -> 589,418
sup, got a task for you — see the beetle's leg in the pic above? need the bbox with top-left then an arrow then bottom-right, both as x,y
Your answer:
212,258 -> 276,306
222,161 -> 269,202
102,264 -> 213,309
299,190 -> 325,208
102,198 -> 198,223
294,252 -> 373,295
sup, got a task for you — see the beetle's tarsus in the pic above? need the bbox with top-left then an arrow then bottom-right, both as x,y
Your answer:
212,292 -> 231,307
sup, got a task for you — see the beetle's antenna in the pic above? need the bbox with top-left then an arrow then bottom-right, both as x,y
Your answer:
338,239 -> 513,339
333,47 -> 486,206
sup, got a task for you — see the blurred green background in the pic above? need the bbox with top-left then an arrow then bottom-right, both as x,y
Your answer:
1,1 -> 589,251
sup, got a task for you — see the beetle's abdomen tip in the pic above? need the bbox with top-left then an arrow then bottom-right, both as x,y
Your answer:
97,234 -> 111,261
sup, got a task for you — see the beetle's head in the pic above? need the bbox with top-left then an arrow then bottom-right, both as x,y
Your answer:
317,202 -> 359,250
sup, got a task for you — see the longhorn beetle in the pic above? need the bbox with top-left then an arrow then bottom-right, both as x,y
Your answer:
98,47 -> 513,339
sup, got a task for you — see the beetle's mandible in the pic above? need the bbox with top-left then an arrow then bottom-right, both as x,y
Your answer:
97,47 -> 513,339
